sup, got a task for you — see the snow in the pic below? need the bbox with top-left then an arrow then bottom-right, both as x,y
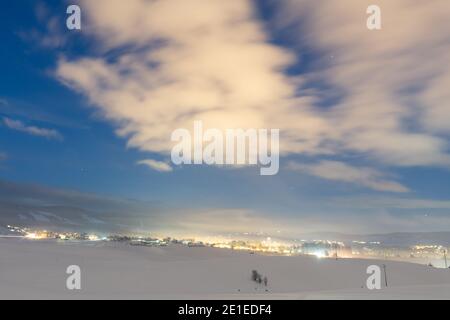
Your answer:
1,238 -> 450,299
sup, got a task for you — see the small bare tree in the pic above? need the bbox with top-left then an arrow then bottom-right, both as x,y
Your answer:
251,270 -> 267,285
251,270 -> 259,282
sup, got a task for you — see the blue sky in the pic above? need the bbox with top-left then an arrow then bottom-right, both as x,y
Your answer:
1,0 -> 450,236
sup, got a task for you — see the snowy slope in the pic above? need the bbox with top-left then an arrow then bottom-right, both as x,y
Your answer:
1,238 -> 450,299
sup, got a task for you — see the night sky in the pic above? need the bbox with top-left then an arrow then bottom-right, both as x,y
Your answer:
1,0 -> 450,236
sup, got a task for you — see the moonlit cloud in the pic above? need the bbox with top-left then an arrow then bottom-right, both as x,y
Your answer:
137,159 -> 173,172
276,0 -> 450,167
55,0 -> 450,193
334,196 -> 450,210
3,117 -> 63,141
288,160 -> 409,193
56,0 -> 326,156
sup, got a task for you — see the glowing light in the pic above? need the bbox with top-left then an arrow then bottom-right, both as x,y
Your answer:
313,251 -> 326,259
88,235 -> 99,241
25,233 -> 40,239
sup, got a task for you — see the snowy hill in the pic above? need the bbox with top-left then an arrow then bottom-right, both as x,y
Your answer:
1,238 -> 450,299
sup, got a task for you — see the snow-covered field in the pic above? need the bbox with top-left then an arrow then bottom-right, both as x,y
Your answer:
1,238 -> 450,299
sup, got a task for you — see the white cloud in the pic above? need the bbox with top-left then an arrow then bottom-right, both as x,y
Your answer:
288,160 -> 409,193
3,117 -> 63,141
137,159 -> 173,172
276,0 -> 450,167
55,0 -> 450,181
56,0 -> 327,156
334,196 -> 450,210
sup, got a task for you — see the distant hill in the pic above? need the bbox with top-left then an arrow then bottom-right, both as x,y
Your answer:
296,231 -> 450,247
